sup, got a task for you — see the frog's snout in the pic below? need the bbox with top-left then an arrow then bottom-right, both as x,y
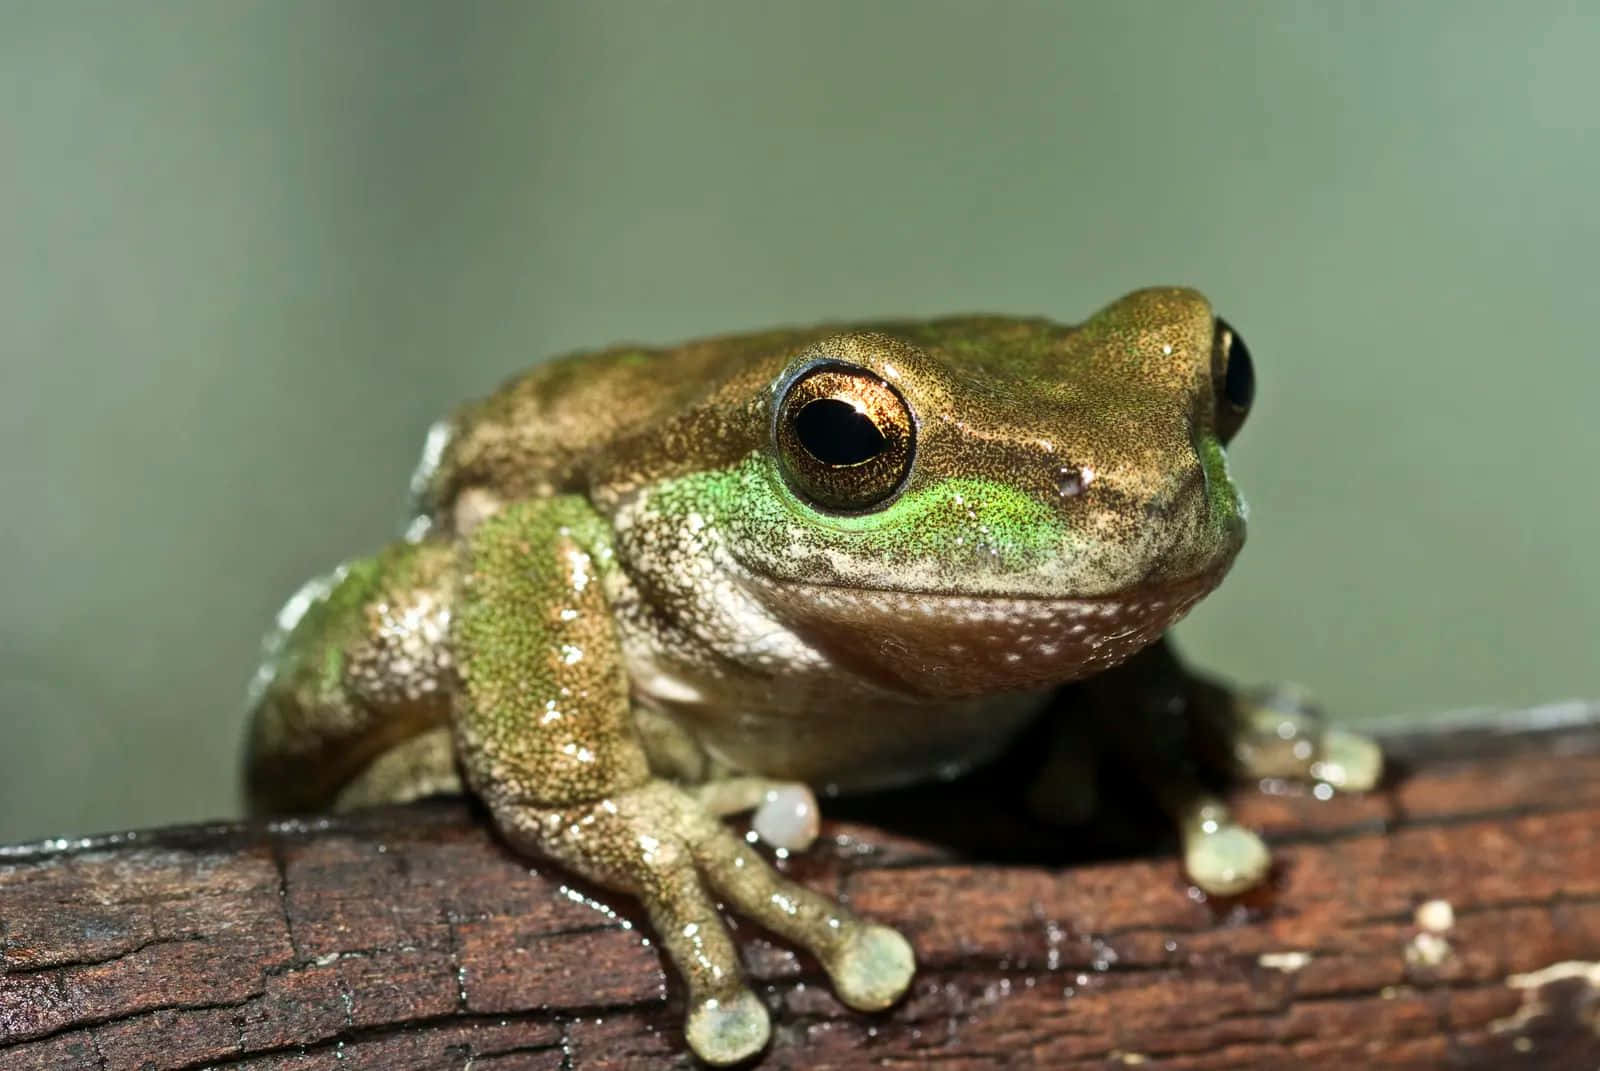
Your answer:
1140,465 -> 1207,524
1085,438 -> 1245,588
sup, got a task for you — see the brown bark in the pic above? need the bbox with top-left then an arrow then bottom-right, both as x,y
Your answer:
4,704 -> 1600,1069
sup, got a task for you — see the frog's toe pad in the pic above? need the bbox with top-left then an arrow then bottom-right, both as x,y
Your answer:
828,924 -> 915,1011
685,990 -> 770,1066
1185,825 -> 1271,897
751,784 -> 820,851
1312,728 -> 1384,792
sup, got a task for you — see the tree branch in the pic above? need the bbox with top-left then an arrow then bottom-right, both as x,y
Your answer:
5,702 -> 1600,1069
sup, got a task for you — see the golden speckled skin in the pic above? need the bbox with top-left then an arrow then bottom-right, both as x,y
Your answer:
244,288 -> 1382,1065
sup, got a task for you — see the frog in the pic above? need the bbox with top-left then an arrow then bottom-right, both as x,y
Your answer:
244,287 -> 1382,1065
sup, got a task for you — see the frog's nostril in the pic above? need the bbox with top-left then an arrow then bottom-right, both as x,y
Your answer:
1054,465 -> 1095,499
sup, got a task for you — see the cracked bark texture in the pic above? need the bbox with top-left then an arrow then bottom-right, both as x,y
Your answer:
4,704 -> 1600,1070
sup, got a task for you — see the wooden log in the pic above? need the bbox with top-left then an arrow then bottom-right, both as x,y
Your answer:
4,702 -> 1600,1069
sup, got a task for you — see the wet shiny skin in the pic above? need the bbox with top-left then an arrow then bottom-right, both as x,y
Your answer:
245,288 -> 1381,1065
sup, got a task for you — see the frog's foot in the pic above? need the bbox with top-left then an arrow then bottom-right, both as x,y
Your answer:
506,780 -> 912,1064
1228,683 -> 1383,791
689,799 -> 915,1012
691,776 -> 821,852
685,991 -> 769,1068
1177,795 -> 1271,897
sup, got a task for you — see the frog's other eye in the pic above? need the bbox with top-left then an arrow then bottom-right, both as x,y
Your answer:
1213,318 -> 1254,442
775,363 -> 914,512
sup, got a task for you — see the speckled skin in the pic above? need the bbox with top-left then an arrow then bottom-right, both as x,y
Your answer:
245,288 -> 1381,1065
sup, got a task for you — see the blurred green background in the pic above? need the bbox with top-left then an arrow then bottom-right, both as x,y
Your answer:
3,1 -> 1595,843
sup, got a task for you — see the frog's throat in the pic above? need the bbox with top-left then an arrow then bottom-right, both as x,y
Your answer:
733,561 -> 1229,698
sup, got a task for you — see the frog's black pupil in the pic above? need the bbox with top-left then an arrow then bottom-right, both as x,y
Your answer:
1220,320 -> 1255,411
794,398 -> 886,466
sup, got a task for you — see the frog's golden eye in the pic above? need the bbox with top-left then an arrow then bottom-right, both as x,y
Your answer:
1213,317 -> 1254,442
775,363 -> 914,512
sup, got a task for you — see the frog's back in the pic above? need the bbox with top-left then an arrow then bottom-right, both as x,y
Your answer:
415,315 -> 1068,527
414,327 -> 813,521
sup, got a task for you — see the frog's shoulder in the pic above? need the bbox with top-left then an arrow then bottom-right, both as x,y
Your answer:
413,325 -> 827,517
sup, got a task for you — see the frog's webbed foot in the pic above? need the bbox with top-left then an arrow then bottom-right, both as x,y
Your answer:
1175,796 -> 1272,896
498,780 -> 912,1065
1178,680 -> 1382,894
1223,683 -> 1383,791
1055,638 -> 1384,898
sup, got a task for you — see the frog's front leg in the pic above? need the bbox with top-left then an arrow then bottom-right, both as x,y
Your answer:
1043,637 -> 1383,896
452,497 -> 913,1065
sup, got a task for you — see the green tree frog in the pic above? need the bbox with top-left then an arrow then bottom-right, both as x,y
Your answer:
245,288 -> 1381,1065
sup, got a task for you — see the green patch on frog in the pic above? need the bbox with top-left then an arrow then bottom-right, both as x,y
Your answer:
650,456 -> 1070,576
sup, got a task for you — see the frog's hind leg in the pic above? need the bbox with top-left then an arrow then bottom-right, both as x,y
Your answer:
335,727 -> 461,810
245,539 -> 460,815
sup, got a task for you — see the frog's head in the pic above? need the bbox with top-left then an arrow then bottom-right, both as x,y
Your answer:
636,288 -> 1253,697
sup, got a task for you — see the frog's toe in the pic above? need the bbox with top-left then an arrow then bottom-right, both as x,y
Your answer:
1229,686 -> 1326,779
751,783 -> 821,851
1184,822 -> 1271,897
1226,685 -> 1383,793
825,923 -> 916,1012
685,989 -> 770,1066
691,777 -> 821,852
1312,728 -> 1383,791
691,828 -> 916,1015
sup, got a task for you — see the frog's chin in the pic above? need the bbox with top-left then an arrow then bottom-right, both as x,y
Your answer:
745,564 -> 1230,698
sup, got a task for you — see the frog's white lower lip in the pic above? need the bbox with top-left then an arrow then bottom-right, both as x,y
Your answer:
736,562 -> 1234,645
753,560 -> 1231,606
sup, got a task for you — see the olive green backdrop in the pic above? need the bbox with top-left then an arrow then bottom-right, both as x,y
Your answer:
3,1 -> 1595,842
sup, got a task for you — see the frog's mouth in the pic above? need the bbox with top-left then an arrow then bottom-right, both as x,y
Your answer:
740,563 -> 1230,699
